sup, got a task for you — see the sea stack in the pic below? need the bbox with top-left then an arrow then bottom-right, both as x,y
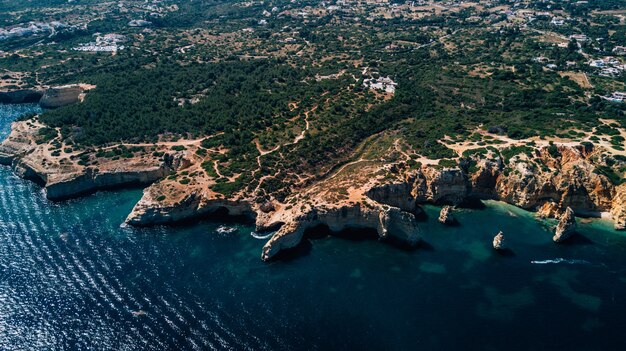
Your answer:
438,205 -> 456,225
493,231 -> 506,250
553,207 -> 577,243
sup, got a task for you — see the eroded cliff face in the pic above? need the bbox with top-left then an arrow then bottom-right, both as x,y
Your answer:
362,144 -> 623,227
496,147 -> 615,214
413,167 -> 468,204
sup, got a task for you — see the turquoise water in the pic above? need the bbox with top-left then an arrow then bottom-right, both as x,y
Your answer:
2,104 -> 626,350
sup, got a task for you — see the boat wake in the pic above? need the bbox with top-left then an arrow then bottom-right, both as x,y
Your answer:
531,258 -> 591,265
250,231 -> 274,240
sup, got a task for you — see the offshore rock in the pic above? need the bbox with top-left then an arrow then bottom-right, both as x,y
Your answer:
438,205 -> 456,225
493,231 -> 506,250
553,207 -> 577,243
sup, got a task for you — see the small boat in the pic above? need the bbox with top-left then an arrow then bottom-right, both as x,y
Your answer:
131,310 -> 147,317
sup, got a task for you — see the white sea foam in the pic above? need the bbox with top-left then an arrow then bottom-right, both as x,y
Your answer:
216,225 -> 237,235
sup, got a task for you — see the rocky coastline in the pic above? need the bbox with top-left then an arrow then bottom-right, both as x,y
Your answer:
1,119 -> 625,261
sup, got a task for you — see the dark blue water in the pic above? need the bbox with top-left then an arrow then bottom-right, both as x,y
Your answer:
2,104 -> 626,350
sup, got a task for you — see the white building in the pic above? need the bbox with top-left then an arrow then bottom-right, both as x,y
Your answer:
550,17 -> 564,26
569,34 -> 588,42
364,76 -> 398,94
607,92 -> 626,103
600,68 -> 621,77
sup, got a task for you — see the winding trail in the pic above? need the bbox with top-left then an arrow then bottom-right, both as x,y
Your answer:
251,105 -> 318,193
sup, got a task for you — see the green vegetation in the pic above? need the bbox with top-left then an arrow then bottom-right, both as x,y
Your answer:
594,166 -> 625,186
3,0 -> 626,198
500,145 -> 535,164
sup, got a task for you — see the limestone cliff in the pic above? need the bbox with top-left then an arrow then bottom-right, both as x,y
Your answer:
610,184 -> 626,231
126,187 -> 255,226
1,84 -> 92,108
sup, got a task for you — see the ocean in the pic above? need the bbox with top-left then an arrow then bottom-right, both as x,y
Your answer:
1,103 -> 626,350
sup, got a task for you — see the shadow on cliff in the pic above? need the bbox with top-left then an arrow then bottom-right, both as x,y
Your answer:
154,207 -> 256,228
268,239 -> 313,263
308,225 -> 421,252
269,224 -> 423,263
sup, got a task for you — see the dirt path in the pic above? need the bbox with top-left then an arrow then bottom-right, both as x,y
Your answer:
446,122 -> 626,157
251,105 -> 318,192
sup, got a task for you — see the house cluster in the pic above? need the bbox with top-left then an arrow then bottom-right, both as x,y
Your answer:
588,56 -> 625,78
363,76 -> 397,94
602,92 -> 626,103
73,34 -> 127,53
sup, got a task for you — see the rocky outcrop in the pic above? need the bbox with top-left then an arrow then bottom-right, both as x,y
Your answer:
553,207 -> 577,243
493,231 -> 506,250
466,157 -> 502,198
496,146 -> 615,213
126,190 -> 255,226
438,205 -> 456,225
260,203 -> 420,261
366,182 -> 417,212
